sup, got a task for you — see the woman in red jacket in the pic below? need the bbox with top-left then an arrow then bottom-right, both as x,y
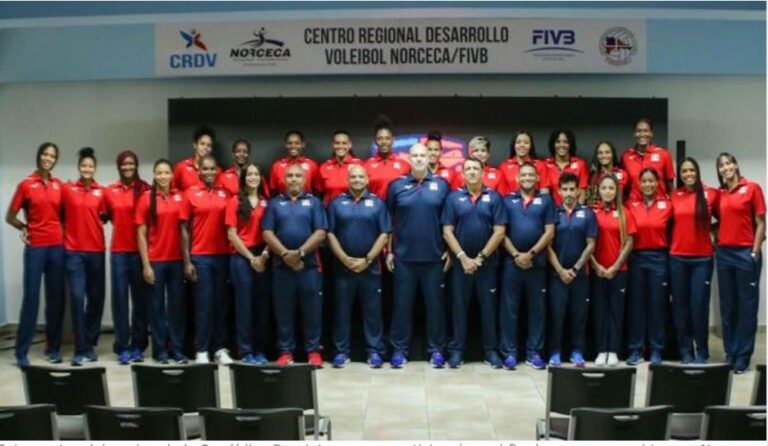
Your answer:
316,131 -> 362,207
590,174 -> 635,366
63,147 -> 107,366
226,163 -> 271,364
498,131 -> 550,196
669,157 -> 719,364
586,140 -> 629,205
364,117 -> 410,200
136,159 -> 186,364
104,150 -> 151,364
6,142 -> 66,367
545,128 -> 589,205
714,152 -> 765,373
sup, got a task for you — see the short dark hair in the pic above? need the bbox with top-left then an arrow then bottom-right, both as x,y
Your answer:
194,125 -> 216,143
462,157 -> 483,170
558,172 -> 580,188
634,117 -> 654,131
373,115 -> 393,135
231,139 -> 251,153
332,130 -> 351,140
284,129 -> 304,142
426,130 -> 442,143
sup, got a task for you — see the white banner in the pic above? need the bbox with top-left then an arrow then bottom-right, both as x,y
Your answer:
155,18 -> 646,76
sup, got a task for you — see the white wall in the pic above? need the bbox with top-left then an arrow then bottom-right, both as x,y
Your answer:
1,74 -> 765,327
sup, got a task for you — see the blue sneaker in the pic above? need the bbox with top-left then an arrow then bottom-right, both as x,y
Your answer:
367,352 -> 383,368
156,352 -> 169,364
118,350 -> 132,365
734,360 -> 749,374
484,352 -> 503,369
171,352 -> 188,364
45,351 -> 63,364
16,356 -> 30,368
503,355 -> 517,370
251,353 -> 268,365
241,353 -> 257,364
430,352 -> 446,369
84,351 -> 98,362
448,351 -> 463,369
526,353 -> 545,370
130,348 -> 144,363
680,353 -> 695,364
548,353 -> 561,367
570,351 -> 586,368
650,350 -> 663,365
390,352 -> 406,369
332,353 -> 350,368
626,350 -> 644,366
71,355 -> 86,366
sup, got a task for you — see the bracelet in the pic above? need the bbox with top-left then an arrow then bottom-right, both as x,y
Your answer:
457,251 -> 466,259
299,249 -> 306,257
478,252 -> 486,260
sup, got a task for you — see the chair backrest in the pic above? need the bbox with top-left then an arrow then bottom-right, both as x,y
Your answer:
568,405 -> 672,440
646,363 -> 732,413
700,405 -> 767,440
22,366 -> 109,415
199,407 -> 305,440
752,365 -> 766,406
0,404 -> 58,440
131,364 -> 219,412
84,406 -> 185,440
547,367 -> 636,416
230,364 -> 317,411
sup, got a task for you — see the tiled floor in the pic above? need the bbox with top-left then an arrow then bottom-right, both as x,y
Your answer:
0,331 -> 764,440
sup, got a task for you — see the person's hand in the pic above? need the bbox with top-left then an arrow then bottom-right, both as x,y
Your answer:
594,264 -> 607,278
459,255 -> 477,274
442,251 -> 452,273
250,256 -> 266,273
515,252 -> 534,269
184,262 -> 197,282
19,227 -> 29,245
558,267 -> 576,285
290,260 -> 305,272
349,258 -> 369,273
142,265 -> 155,285
605,264 -> 619,279
386,253 -> 395,272
283,250 -> 303,269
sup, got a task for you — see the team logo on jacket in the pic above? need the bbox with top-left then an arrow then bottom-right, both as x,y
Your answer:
576,210 -> 585,218
429,182 -> 438,191
218,191 -> 226,198
482,195 -> 491,202
93,189 -> 102,196
364,199 -> 374,207
739,186 -> 748,194
173,194 -> 182,201
657,201 -> 667,209
599,27 -> 637,66
301,199 -> 311,206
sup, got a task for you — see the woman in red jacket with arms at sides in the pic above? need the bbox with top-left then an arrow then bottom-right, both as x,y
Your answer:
586,140 -> 629,205
545,128 -> 589,206
316,130 -> 362,207
364,117 -> 410,200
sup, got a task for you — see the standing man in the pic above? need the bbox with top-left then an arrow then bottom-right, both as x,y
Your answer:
327,165 -> 391,368
262,165 -> 327,366
499,162 -> 556,370
442,157 -> 506,368
269,130 -> 319,196
173,126 -> 219,191
547,173 -> 596,368
216,139 -> 252,196
386,143 -> 451,368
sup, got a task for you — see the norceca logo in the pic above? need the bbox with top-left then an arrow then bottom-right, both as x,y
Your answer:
170,29 -> 217,69
230,28 -> 292,63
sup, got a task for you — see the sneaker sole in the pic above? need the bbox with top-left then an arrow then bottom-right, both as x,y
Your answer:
483,361 -> 502,368
526,361 -> 545,370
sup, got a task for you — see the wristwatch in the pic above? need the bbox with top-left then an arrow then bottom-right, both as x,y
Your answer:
477,252 -> 487,261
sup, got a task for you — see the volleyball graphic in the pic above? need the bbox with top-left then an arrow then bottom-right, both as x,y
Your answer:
599,27 -> 638,66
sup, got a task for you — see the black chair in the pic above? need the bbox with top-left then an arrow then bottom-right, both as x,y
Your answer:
0,404 -> 58,440
84,406 -> 185,440
568,405 -> 672,440
131,363 -> 219,439
700,405 -> 767,440
536,367 -> 636,439
229,363 -> 331,440
21,365 -> 109,440
645,363 -> 732,439
752,364 -> 766,406
200,408 -> 305,440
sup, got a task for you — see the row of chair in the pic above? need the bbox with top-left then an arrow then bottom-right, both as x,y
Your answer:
10,363 -> 330,440
537,363 -> 767,440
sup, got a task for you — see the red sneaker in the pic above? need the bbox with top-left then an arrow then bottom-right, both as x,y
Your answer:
276,352 -> 294,365
308,351 -> 323,367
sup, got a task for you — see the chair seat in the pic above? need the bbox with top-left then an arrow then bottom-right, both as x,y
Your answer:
668,413 -> 703,440
57,414 -> 86,440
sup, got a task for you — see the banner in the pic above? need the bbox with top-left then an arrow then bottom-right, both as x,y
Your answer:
155,18 -> 646,76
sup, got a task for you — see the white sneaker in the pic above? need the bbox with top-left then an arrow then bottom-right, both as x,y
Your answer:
595,352 -> 607,366
607,352 -> 619,367
215,348 -> 233,365
196,351 -> 210,364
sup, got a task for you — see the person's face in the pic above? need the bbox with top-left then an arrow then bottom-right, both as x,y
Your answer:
426,140 -> 442,165
518,165 -> 538,191
285,134 -> 305,158
514,134 -> 532,159
154,163 -> 172,189
79,158 -> 96,181
470,146 -> 490,165
718,156 -> 739,182
640,172 -> 658,198
332,134 -> 351,159
597,143 -> 614,168
39,146 -> 57,171
285,165 -> 305,194
244,165 -> 261,191
634,122 -> 654,147
599,178 -> 617,203
194,135 -> 213,159
680,161 -> 698,187
233,143 -> 250,167
375,129 -> 393,155
559,181 -> 578,207
119,156 -> 137,181
554,133 -> 570,158
409,145 -> 429,173
348,166 -> 369,193
462,160 -> 483,186
200,159 -> 218,187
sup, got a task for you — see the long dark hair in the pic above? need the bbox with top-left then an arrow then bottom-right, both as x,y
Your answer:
149,159 -> 173,227
509,130 -> 537,159
36,142 -> 59,170
677,157 -> 709,229
237,163 -> 267,221
116,150 -> 144,201
716,152 -> 741,188
548,128 -> 577,158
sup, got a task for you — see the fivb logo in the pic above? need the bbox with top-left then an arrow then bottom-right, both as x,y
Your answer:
526,29 -> 583,54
